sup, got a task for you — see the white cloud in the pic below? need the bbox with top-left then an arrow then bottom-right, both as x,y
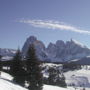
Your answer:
19,19 -> 90,35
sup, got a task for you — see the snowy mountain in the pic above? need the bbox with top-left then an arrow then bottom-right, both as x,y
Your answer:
1,36 -> 90,62
0,48 -> 16,56
22,36 -> 90,62
0,48 -> 16,61
46,39 -> 90,62
22,36 -> 48,60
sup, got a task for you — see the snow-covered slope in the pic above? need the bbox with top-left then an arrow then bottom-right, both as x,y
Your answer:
43,85 -> 69,90
0,79 -> 27,90
1,66 -> 90,90
22,36 -> 90,62
64,69 -> 90,88
0,79 -> 69,90
42,63 -> 90,89
0,72 -> 27,90
0,72 -> 13,80
0,71 -> 71,90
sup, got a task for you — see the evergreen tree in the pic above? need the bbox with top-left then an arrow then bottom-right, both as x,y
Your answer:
48,67 -> 67,87
48,68 -> 57,85
26,44 -> 43,90
56,73 -> 67,87
0,55 -> 2,71
10,49 -> 25,86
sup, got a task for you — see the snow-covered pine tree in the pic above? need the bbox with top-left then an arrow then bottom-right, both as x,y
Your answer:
26,44 -> 43,90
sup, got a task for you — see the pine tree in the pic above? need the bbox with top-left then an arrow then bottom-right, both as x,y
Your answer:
0,55 -> 2,71
26,44 -> 43,90
10,49 -> 25,86
48,67 -> 67,87
56,74 -> 67,87
48,68 -> 57,85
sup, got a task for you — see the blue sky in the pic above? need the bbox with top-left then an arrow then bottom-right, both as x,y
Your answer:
0,0 -> 90,49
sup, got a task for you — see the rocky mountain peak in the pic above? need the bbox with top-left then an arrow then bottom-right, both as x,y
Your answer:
56,40 -> 65,47
27,36 -> 37,43
22,36 -> 90,62
22,36 -> 47,60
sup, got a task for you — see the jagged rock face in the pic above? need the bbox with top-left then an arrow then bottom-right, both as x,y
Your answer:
46,43 -> 57,58
22,36 -> 90,62
1,36 -> 90,62
22,36 -> 47,60
46,39 -> 90,61
22,36 -> 37,55
64,40 -> 90,60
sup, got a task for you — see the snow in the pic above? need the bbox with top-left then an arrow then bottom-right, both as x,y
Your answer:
0,79 -> 27,90
2,56 -> 13,61
0,72 -> 27,90
43,85 -> 89,90
42,63 -> 62,67
86,56 -> 90,58
42,63 -> 90,89
42,63 -> 62,78
0,69 -> 90,90
43,85 -> 69,90
0,71 -> 70,90
22,36 -> 90,62
1,71 -> 13,80
64,69 -> 90,88
71,39 -> 84,47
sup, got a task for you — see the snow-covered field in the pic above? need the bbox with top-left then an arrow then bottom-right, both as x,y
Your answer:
42,63 -> 90,90
64,69 -> 90,89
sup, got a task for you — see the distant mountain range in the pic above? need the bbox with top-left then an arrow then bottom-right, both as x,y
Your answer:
1,36 -> 90,62
22,36 -> 90,62
0,48 -> 16,60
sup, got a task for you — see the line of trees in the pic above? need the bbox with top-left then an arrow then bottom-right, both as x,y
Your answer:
10,44 -> 43,90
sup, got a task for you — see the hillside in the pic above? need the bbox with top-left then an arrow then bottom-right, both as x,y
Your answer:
0,71 -> 70,90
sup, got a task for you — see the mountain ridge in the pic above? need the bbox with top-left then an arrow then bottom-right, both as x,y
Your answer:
0,36 -> 90,62
22,36 -> 90,62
